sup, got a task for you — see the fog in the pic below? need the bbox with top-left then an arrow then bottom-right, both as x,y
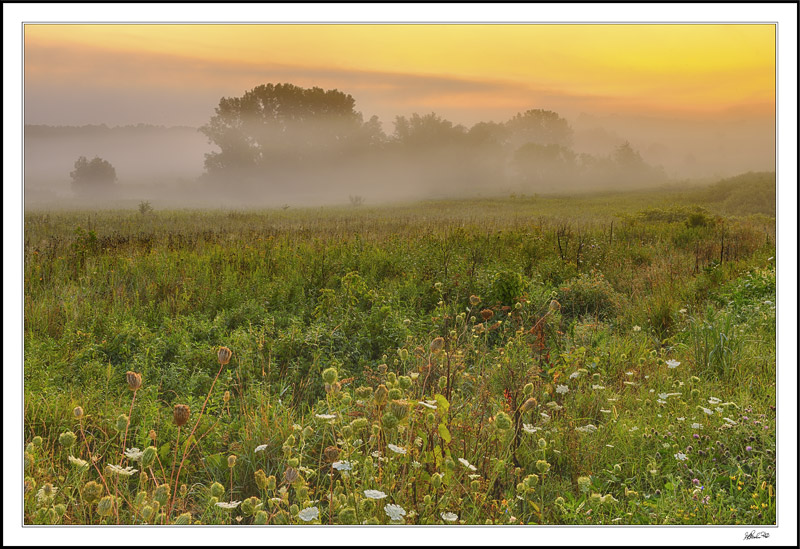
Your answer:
23,99 -> 775,211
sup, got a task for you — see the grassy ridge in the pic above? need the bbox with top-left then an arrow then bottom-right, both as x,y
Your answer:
23,175 -> 776,525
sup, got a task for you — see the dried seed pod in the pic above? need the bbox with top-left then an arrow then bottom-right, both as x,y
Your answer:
217,346 -> 232,365
126,371 -> 142,391
480,309 -> 494,321
323,445 -> 341,462
173,404 -> 190,427
430,337 -> 445,353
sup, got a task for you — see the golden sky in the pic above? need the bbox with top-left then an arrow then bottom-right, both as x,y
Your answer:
24,24 -> 775,126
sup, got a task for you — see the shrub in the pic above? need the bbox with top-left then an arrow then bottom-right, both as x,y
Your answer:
557,270 -> 621,320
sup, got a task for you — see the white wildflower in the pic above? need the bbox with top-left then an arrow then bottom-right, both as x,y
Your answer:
600,409 -> 612,414
332,461 -> 352,471
387,444 -> 407,455
254,444 -> 268,453
68,455 -> 88,468
569,371 -> 580,379
441,511 -> 458,522
124,448 -> 143,461
592,384 -> 605,390
629,426 -> 639,432
314,413 -> 337,421
625,371 -> 634,376
676,417 -> 685,421
298,506 -> 319,521
522,424 -> 540,434
666,359 -> 681,369
418,400 -> 438,409
691,423 -> 703,429
723,417 -> 737,425
458,457 -> 477,471
384,503 -> 406,521
364,489 -> 387,499
215,500 -> 242,509
575,424 -> 598,434
623,381 -> 637,386
699,407 -> 714,415
545,401 -> 563,410
708,397 -> 721,405
633,325 -> 641,332
674,452 -> 688,461
555,384 -> 569,394
107,464 -> 138,476
468,474 -> 481,480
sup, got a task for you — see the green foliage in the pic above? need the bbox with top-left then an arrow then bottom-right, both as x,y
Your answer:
22,194 -> 775,526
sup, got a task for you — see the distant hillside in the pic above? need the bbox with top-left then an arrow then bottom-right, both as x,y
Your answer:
674,172 -> 775,217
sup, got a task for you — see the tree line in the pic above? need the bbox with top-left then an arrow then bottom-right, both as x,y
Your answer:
68,83 -> 666,195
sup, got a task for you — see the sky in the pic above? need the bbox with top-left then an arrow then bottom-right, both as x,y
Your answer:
24,23 -> 775,129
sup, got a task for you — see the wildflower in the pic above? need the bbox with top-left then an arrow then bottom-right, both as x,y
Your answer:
124,447 -> 143,461
68,455 -> 88,469
430,337 -> 445,353
723,417 -> 737,424
82,480 -> 103,504
469,295 -> 481,306
215,500 -> 242,510
480,309 -> 494,321
384,503 -> 406,521
575,424 -> 598,434
601,494 -> 619,504
174,512 -> 192,525
217,346 -> 232,365
107,464 -> 138,477
73,406 -> 84,419
555,384 -> 569,394
125,371 -> 142,391
254,444 -> 268,453
284,467 -> 300,485
297,506 -> 319,522
458,457 -> 477,471
691,423 -> 702,429
536,460 -> 551,474
58,431 -> 77,448
387,444 -> 407,455
441,511 -> 459,522
520,397 -> 537,413
141,446 -> 156,468
666,360 -> 681,369
173,404 -> 190,426
522,424 -> 540,434
569,371 -> 580,379
708,396 -> 721,405
332,461 -> 352,471
494,411 -> 513,430
227,454 -> 237,468
97,495 -> 115,517
745,446 -> 753,452
674,452 -> 688,461
592,384 -> 605,390
418,400 -> 437,409
314,413 -> 337,420
364,489 -> 387,499
577,476 -> 592,493
549,299 -> 561,311
633,325 -> 641,332
699,407 -> 714,415
36,483 -> 58,504
374,384 -> 389,406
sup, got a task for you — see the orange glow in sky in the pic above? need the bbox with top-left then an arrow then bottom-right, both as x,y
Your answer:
24,24 -> 775,126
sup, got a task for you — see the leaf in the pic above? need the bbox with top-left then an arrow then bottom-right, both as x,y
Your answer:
531,502 -> 540,512
665,482 -> 674,491
433,445 -> 443,468
438,423 -> 452,445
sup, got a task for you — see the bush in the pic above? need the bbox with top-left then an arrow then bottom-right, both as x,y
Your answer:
70,156 -> 117,193
557,269 -> 621,320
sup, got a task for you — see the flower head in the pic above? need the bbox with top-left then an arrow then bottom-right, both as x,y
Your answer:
107,464 -> 138,476
217,346 -> 232,365
384,503 -> 406,521
68,455 -> 89,469
665,359 -> 681,369
458,457 -> 477,471
364,489 -> 387,499
173,404 -> 190,426
125,371 -> 142,391
124,447 -> 143,461
441,511 -> 458,522
555,384 -> 569,394
387,444 -> 407,455
298,506 -> 319,521
332,460 -> 352,471
215,500 -> 242,510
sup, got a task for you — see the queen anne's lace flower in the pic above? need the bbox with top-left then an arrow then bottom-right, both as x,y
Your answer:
298,506 -> 319,521
555,384 -> 569,394
364,489 -> 387,499
441,511 -> 458,522
387,444 -> 407,455
332,460 -> 352,471
215,500 -> 242,509
254,444 -> 268,453
418,400 -> 438,409
107,464 -> 138,476
68,455 -> 88,468
384,503 -> 406,521
666,359 -> 681,369
124,448 -> 143,461
314,413 -> 337,420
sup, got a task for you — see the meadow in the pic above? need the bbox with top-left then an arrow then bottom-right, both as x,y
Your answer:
22,173 -> 777,525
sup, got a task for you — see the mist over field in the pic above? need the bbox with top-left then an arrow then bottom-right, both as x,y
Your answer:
22,101 -> 775,211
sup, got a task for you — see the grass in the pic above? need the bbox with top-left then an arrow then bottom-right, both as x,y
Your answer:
23,175 -> 776,525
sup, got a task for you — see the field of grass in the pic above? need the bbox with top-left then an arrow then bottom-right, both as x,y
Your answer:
22,175 -> 777,526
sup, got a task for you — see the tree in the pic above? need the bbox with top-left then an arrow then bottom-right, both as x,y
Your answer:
505,109 -> 574,148
392,112 -> 467,149
70,156 -> 116,193
511,143 -> 577,186
199,83 -> 367,179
